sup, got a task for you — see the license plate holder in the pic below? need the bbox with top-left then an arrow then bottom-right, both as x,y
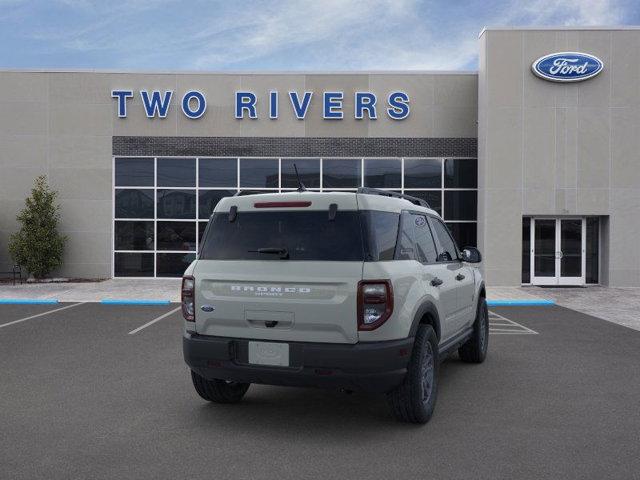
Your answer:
248,341 -> 290,367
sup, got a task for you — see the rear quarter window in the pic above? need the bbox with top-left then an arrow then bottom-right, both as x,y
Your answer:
360,211 -> 400,261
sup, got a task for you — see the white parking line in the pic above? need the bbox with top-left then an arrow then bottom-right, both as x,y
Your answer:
128,306 -> 181,335
0,303 -> 83,329
488,311 -> 539,335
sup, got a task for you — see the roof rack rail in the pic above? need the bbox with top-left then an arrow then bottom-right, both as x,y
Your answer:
356,187 -> 431,209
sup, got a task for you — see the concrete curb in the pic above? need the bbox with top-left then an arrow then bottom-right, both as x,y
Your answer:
487,299 -> 555,306
0,299 -> 59,304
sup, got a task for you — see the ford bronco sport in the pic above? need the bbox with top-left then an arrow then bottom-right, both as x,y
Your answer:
182,188 -> 487,423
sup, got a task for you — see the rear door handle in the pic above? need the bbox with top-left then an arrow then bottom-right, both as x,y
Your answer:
431,277 -> 443,287
455,273 -> 466,281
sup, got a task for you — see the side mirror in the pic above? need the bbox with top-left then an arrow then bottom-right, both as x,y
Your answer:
461,247 -> 482,263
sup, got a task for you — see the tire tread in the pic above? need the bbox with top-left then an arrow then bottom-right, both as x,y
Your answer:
458,297 -> 489,363
387,325 -> 438,424
190,370 -> 250,403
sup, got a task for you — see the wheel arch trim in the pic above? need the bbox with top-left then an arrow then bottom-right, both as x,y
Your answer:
409,301 -> 442,341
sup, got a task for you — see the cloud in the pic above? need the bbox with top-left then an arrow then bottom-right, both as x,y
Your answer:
3,0 -> 635,70
508,0 -> 624,26
187,0 -> 630,70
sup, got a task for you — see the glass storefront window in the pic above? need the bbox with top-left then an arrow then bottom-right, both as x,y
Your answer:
115,189 -> 154,218
198,190 -> 236,219
444,158 -> 477,188
199,158 -> 237,187
444,191 -> 477,221
156,253 -> 196,278
446,222 -> 477,249
156,221 -> 196,251
240,158 -> 278,188
114,252 -> 154,277
157,158 -> 196,187
157,189 -> 196,219
322,159 -> 361,188
364,158 -> 401,188
114,221 -> 154,251
404,159 -> 441,188
114,156 -> 478,277
115,158 -> 154,186
281,158 -> 320,188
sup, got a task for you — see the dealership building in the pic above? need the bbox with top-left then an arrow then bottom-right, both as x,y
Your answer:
0,26 -> 639,286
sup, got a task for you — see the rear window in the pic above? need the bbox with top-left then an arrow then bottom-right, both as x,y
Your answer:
200,211 -> 365,261
199,209 -> 401,262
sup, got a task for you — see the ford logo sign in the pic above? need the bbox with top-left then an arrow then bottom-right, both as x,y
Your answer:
532,52 -> 603,83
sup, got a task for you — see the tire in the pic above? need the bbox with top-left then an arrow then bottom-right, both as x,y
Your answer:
458,297 -> 489,363
387,325 -> 439,424
190,370 -> 250,404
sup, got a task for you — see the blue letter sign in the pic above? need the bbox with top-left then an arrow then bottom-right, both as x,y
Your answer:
289,91 -> 313,119
323,92 -> 344,119
355,92 -> 377,119
387,91 -> 410,120
235,92 -> 257,119
111,90 -> 133,118
181,90 -> 206,119
113,89 -> 412,121
140,90 -> 173,118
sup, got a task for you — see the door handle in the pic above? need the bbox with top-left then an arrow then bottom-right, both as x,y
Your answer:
456,273 -> 466,281
431,277 -> 443,287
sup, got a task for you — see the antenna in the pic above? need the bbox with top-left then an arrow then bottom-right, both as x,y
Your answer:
293,163 -> 307,192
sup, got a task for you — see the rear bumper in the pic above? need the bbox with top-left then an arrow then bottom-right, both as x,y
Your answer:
183,331 -> 413,393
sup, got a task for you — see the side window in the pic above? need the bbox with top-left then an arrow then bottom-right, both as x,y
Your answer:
431,218 -> 459,262
413,214 -> 438,263
394,212 -> 438,263
395,212 -> 416,260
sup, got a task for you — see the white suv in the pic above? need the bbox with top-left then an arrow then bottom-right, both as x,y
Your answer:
182,188 -> 487,423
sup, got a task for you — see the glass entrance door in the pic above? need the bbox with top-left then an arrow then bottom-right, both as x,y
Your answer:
531,218 -> 586,286
532,219 -> 556,281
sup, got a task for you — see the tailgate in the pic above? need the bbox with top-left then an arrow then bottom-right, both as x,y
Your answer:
194,260 -> 362,344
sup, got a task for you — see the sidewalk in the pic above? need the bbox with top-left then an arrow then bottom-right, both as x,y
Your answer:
0,279 -> 182,303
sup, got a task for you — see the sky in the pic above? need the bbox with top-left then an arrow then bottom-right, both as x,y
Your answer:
0,0 -> 638,71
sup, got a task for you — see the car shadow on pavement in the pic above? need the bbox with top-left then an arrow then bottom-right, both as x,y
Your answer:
186,357 -> 469,434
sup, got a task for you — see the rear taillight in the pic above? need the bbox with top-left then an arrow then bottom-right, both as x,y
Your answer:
182,276 -> 195,322
357,280 -> 393,331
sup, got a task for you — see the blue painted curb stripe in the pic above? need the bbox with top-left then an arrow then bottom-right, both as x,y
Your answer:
100,299 -> 172,305
487,299 -> 555,306
0,298 -> 59,304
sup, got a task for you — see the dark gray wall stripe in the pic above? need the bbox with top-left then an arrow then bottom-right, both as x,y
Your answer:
113,136 -> 477,158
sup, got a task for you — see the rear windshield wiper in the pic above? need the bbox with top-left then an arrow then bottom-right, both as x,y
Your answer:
248,247 -> 290,259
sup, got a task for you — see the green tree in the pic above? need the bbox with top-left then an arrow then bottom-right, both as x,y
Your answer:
9,175 -> 67,279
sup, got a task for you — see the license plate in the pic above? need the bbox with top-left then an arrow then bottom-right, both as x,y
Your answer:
248,341 -> 289,367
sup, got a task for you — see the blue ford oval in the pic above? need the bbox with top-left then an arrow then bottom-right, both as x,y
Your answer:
532,52 -> 603,82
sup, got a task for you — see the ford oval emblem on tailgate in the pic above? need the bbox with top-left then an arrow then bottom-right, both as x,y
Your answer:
532,52 -> 603,83
200,305 -> 215,312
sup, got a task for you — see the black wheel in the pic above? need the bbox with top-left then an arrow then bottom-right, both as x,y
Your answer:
458,297 -> 489,363
190,370 -> 250,404
387,325 -> 439,424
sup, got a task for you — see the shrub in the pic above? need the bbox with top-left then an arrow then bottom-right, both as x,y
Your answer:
8,176 -> 67,279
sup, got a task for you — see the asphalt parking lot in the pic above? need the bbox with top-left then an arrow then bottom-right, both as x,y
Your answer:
1,303 -> 639,480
